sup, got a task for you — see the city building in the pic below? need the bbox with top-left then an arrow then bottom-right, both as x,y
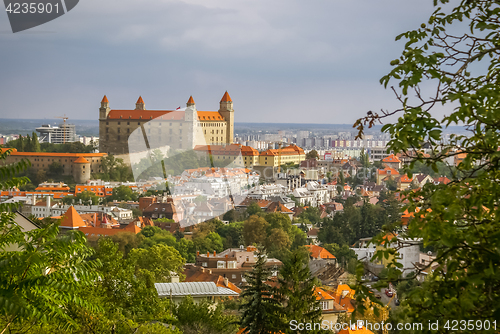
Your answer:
0,148 -> 106,183
36,123 -> 78,144
194,246 -> 282,286
98,92 -> 235,156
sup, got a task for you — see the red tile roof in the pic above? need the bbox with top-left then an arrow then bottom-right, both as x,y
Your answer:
305,245 -> 336,259
382,154 -> 401,163
60,206 -> 87,228
136,96 -> 144,104
101,95 -> 109,103
220,91 -> 232,102
399,175 -> 413,183
73,156 -> 90,164
187,96 -> 195,104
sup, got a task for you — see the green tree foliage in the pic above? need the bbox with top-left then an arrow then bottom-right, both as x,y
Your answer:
246,201 -> 262,216
319,200 -> 388,247
353,0 -> 500,329
73,190 -> 100,205
323,243 -> 358,274
99,155 -> 134,182
242,215 -> 269,245
106,185 -> 138,202
305,150 -> 319,160
239,249 -> 281,334
139,226 -> 196,263
174,296 -> 238,334
0,149 -> 101,333
276,250 -> 323,334
48,161 -> 64,176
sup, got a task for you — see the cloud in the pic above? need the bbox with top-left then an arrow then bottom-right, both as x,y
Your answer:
0,0 -> 438,124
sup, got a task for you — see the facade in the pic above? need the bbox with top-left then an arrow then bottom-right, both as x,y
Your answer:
0,148 -> 106,184
194,246 -> 282,286
98,93 -> 234,156
36,123 -> 78,144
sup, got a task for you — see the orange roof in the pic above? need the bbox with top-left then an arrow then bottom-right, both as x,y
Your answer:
434,176 -> 451,184
221,91 -> 232,102
136,96 -> 144,104
5,151 -> 106,158
123,222 -> 142,233
382,154 -> 401,163
73,156 -> 90,164
399,175 -> 413,183
377,167 -> 400,176
187,96 -> 195,104
60,206 -> 87,228
101,95 -> 108,103
197,111 -> 224,121
314,286 -> 335,301
305,245 -> 336,259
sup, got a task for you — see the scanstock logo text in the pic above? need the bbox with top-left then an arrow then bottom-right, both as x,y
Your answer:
4,0 -> 79,33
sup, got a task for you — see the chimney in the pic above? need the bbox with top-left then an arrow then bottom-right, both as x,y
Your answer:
207,251 -> 210,257
213,250 -> 216,257
224,277 -> 229,287
197,251 -> 200,256
225,254 -> 228,259
31,194 -> 36,206
46,195 -> 51,210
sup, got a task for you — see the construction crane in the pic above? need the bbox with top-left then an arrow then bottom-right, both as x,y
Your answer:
55,115 -> 69,144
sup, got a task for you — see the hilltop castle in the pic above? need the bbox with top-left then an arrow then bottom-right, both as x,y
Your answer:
98,92 -> 235,156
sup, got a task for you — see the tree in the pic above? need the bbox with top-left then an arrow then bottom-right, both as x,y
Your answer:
0,148 -> 101,333
107,185 -> 138,202
305,150 -> 319,160
353,0 -> 500,329
174,296 -> 238,334
48,161 -> 64,176
246,201 -> 262,216
75,190 -> 100,205
242,215 -> 269,246
276,250 -> 322,334
31,132 -> 40,152
239,249 -> 281,334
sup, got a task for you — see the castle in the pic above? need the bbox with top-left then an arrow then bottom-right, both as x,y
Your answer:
99,92 -> 235,156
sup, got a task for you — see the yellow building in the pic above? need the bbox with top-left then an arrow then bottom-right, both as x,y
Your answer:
192,144 -> 305,168
99,92 -> 235,156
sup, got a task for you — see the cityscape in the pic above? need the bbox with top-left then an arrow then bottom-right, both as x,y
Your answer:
1,1 -> 498,334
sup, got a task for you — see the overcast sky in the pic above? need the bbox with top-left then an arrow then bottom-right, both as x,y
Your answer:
0,0 -> 437,124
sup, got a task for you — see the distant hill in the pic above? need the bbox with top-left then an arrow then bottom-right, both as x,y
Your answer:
0,119 -> 467,138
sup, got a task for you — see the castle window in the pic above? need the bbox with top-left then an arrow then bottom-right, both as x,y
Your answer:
127,122 -> 130,125
127,129 -> 130,133
106,128 -> 109,133
106,135 -> 109,140
118,128 -> 120,133
106,122 -> 109,125
118,121 -> 121,124
138,122 -> 140,125
117,135 -> 120,140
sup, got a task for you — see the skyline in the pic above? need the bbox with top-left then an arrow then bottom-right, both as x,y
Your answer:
1,0 -> 439,124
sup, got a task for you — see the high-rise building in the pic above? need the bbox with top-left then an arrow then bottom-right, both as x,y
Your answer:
36,123 -> 77,144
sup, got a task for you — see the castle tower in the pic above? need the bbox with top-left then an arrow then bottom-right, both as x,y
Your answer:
218,91 -> 234,144
99,96 -> 111,153
135,96 -> 145,110
184,96 -> 199,149
72,156 -> 91,184
99,95 -> 110,120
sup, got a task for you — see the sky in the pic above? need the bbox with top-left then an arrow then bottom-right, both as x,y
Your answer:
0,0 -> 438,124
